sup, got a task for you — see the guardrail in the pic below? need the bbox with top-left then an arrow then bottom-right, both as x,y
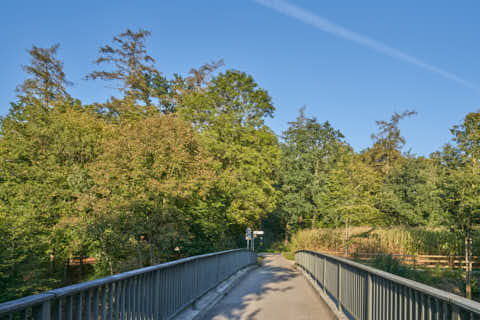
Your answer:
296,250 -> 480,320
320,251 -> 480,270
0,249 -> 256,320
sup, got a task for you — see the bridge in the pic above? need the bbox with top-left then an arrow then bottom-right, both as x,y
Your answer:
1,249 -> 480,320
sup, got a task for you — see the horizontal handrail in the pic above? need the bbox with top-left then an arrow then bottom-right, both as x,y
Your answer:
296,250 -> 480,319
0,249 -> 256,320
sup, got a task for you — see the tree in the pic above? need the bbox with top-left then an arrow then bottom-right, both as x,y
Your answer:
319,151 -> 380,232
82,115 -> 215,274
0,101 -> 105,301
16,44 -> 71,109
440,111 -> 480,299
375,156 -> 444,226
174,69 -> 280,238
366,110 -> 417,175
86,29 -> 160,106
278,108 -> 347,241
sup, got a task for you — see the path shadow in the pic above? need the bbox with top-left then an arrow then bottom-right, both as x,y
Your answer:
201,254 -> 301,320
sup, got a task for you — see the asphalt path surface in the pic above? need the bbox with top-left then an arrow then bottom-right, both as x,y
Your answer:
201,253 -> 336,320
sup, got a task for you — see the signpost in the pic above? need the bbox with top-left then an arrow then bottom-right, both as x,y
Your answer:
246,228 -> 264,251
245,227 -> 252,250
252,231 -> 263,252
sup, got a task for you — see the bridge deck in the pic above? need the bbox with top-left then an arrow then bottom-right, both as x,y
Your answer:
201,253 -> 335,320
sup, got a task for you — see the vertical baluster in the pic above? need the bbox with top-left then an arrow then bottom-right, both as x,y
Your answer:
154,272 -> 159,320
127,279 -> 132,320
109,283 -> 114,320
115,283 -> 120,320
86,290 -> 92,320
101,286 -> 107,320
93,288 -> 99,320
120,281 -> 126,320
149,273 -> 153,320
337,263 -> 342,313
76,293 -> 83,320
149,273 -> 154,320
427,296 -> 432,320
135,277 -> 140,320
414,290 -> 419,320
323,256 -> 326,292
66,296 -> 73,320
144,274 -> 148,320
393,282 -> 397,320
451,305 -> 460,320
140,275 -> 145,320
409,288 -> 414,320
56,298 -> 62,320
421,293 -> 425,320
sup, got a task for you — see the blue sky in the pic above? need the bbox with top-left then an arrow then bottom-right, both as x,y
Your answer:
1,0 -> 479,156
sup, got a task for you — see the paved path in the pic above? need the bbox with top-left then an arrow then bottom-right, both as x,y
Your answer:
202,254 -> 336,320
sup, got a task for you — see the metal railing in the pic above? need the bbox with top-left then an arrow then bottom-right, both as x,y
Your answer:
0,249 -> 256,320
296,250 -> 480,320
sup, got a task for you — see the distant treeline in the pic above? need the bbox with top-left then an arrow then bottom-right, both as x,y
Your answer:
1,28 -> 479,302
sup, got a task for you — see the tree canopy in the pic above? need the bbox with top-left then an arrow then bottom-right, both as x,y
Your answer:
1,28 -> 480,302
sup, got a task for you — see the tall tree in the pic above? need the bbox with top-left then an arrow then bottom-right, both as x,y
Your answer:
175,69 -> 280,237
279,108 -> 346,241
441,111 -> 480,299
375,155 -> 444,226
86,29 -> 160,107
82,114 -> 215,274
0,101 -> 105,301
366,110 -> 417,175
16,44 -> 71,109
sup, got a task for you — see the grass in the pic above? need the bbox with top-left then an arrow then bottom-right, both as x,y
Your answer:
289,227 -> 479,256
287,227 -> 480,300
363,254 -> 472,299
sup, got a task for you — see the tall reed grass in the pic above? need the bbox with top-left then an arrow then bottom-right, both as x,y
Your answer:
289,227 -> 480,256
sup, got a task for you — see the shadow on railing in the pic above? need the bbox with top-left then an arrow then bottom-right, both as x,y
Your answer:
0,249 -> 256,320
296,250 -> 480,320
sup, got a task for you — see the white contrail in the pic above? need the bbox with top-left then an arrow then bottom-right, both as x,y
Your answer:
253,0 -> 479,91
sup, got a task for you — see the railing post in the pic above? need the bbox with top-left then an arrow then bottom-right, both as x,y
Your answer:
366,273 -> 372,320
37,300 -> 51,320
451,305 -> 460,320
154,271 -> 160,320
337,262 -> 342,312
323,256 -> 326,293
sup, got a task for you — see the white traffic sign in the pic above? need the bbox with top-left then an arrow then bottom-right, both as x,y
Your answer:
245,227 -> 252,240
253,231 -> 264,236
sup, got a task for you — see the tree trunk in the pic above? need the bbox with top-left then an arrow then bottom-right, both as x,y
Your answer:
345,219 -> 349,256
149,241 -> 154,266
466,231 -> 472,299
284,224 -> 289,246
79,256 -> 84,279
63,259 -> 69,284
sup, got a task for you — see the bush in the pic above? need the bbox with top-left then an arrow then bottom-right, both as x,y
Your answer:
371,254 -> 412,278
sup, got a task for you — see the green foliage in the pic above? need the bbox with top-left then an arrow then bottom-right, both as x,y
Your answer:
3,27 -> 480,303
289,227 -> 480,256
175,68 -> 281,229
278,107 -> 348,236
0,29 -> 281,302
371,254 -> 411,277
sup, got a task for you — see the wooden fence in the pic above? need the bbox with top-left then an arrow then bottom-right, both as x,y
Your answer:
320,251 -> 480,270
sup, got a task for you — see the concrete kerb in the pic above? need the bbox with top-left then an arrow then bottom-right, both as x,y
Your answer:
173,264 -> 258,320
294,263 -> 348,320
